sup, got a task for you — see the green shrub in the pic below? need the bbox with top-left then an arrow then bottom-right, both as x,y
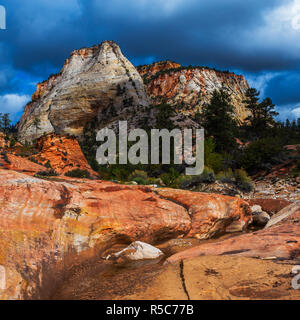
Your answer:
19,145 -> 38,157
35,169 -> 59,177
234,169 -> 253,192
10,138 -> 16,147
159,168 -> 180,188
290,160 -> 300,178
65,169 -> 91,179
129,170 -> 148,181
177,174 -> 194,189
1,151 -> 11,164
111,167 -> 130,181
45,160 -> 52,169
132,177 -> 147,185
217,168 -> 235,183
199,166 -> 216,183
204,138 -> 224,173
146,177 -> 163,186
239,137 -> 284,172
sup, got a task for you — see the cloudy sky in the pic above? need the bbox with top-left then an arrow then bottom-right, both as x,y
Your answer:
1,0 -> 300,122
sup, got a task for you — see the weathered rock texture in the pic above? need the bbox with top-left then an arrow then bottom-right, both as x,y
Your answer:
108,256 -> 300,300
0,169 -> 190,299
17,41 -> 150,142
155,188 -> 252,239
18,42 -> 252,143
0,133 -> 8,148
31,134 -> 97,176
0,152 -> 45,175
167,202 -> 300,264
248,198 -> 292,216
1,134 -> 96,177
0,169 -> 253,300
137,61 -> 250,122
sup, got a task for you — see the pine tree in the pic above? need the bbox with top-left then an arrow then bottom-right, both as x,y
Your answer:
244,88 -> 278,138
201,88 -> 238,153
2,113 -> 11,133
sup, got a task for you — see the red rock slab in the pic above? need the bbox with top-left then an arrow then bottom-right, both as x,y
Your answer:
155,188 -> 252,239
167,202 -> 300,264
0,153 -> 45,175
0,169 -> 190,299
248,198 -> 292,215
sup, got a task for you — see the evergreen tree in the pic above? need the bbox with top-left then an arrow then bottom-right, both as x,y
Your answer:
201,88 -> 238,153
244,88 -> 278,138
2,113 -> 11,133
155,101 -> 176,130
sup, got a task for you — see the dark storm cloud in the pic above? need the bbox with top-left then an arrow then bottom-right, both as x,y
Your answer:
265,71 -> 300,105
0,0 -> 293,73
0,0 -> 300,120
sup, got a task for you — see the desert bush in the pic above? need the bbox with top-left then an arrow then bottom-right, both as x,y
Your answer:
132,177 -> 147,185
199,166 -> 216,183
35,169 -> 59,177
45,160 -> 52,169
159,168 -> 180,188
238,137 -> 284,172
290,160 -> 300,178
1,151 -> 11,164
128,170 -> 148,181
9,138 -> 16,147
146,177 -> 163,186
111,167 -> 130,181
19,145 -> 38,157
217,168 -> 235,183
65,169 -> 91,179
177,174 -> 194,189
234,169 -> 253,192
204,138 -> 223,173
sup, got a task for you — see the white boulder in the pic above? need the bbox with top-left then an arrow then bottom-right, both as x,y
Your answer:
107,241 -> 164,261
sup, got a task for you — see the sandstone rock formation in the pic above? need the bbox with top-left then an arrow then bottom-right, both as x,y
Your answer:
108,255 -> 300,300
0,169 -> 190,299
137,61 -> 250,122
248,198 -> 291,215
0,151 -> 45,175
0,168 -> 254,299
17,41 -> 150,142
18,41 -> 252,143
155,188 -> 252,239
31,134 -> 97,176
167,202 -> 300,263
0,133 -> 8,148
1,134 -> 97,177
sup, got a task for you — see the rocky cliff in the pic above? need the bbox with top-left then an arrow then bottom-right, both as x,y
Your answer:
18,42 -> 251,143
137,61 -> 250,122
17,41 -> 150,142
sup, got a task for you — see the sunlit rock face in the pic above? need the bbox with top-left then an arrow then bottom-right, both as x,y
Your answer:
0,132 -> 8,148
17,41 -> 150,143
32,134 -> 97,176
18,42 -> 251,144
0,169 -> 190,299
167,202 -> 300,264
137,61 -> 250,122
0,167 -> 254,300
